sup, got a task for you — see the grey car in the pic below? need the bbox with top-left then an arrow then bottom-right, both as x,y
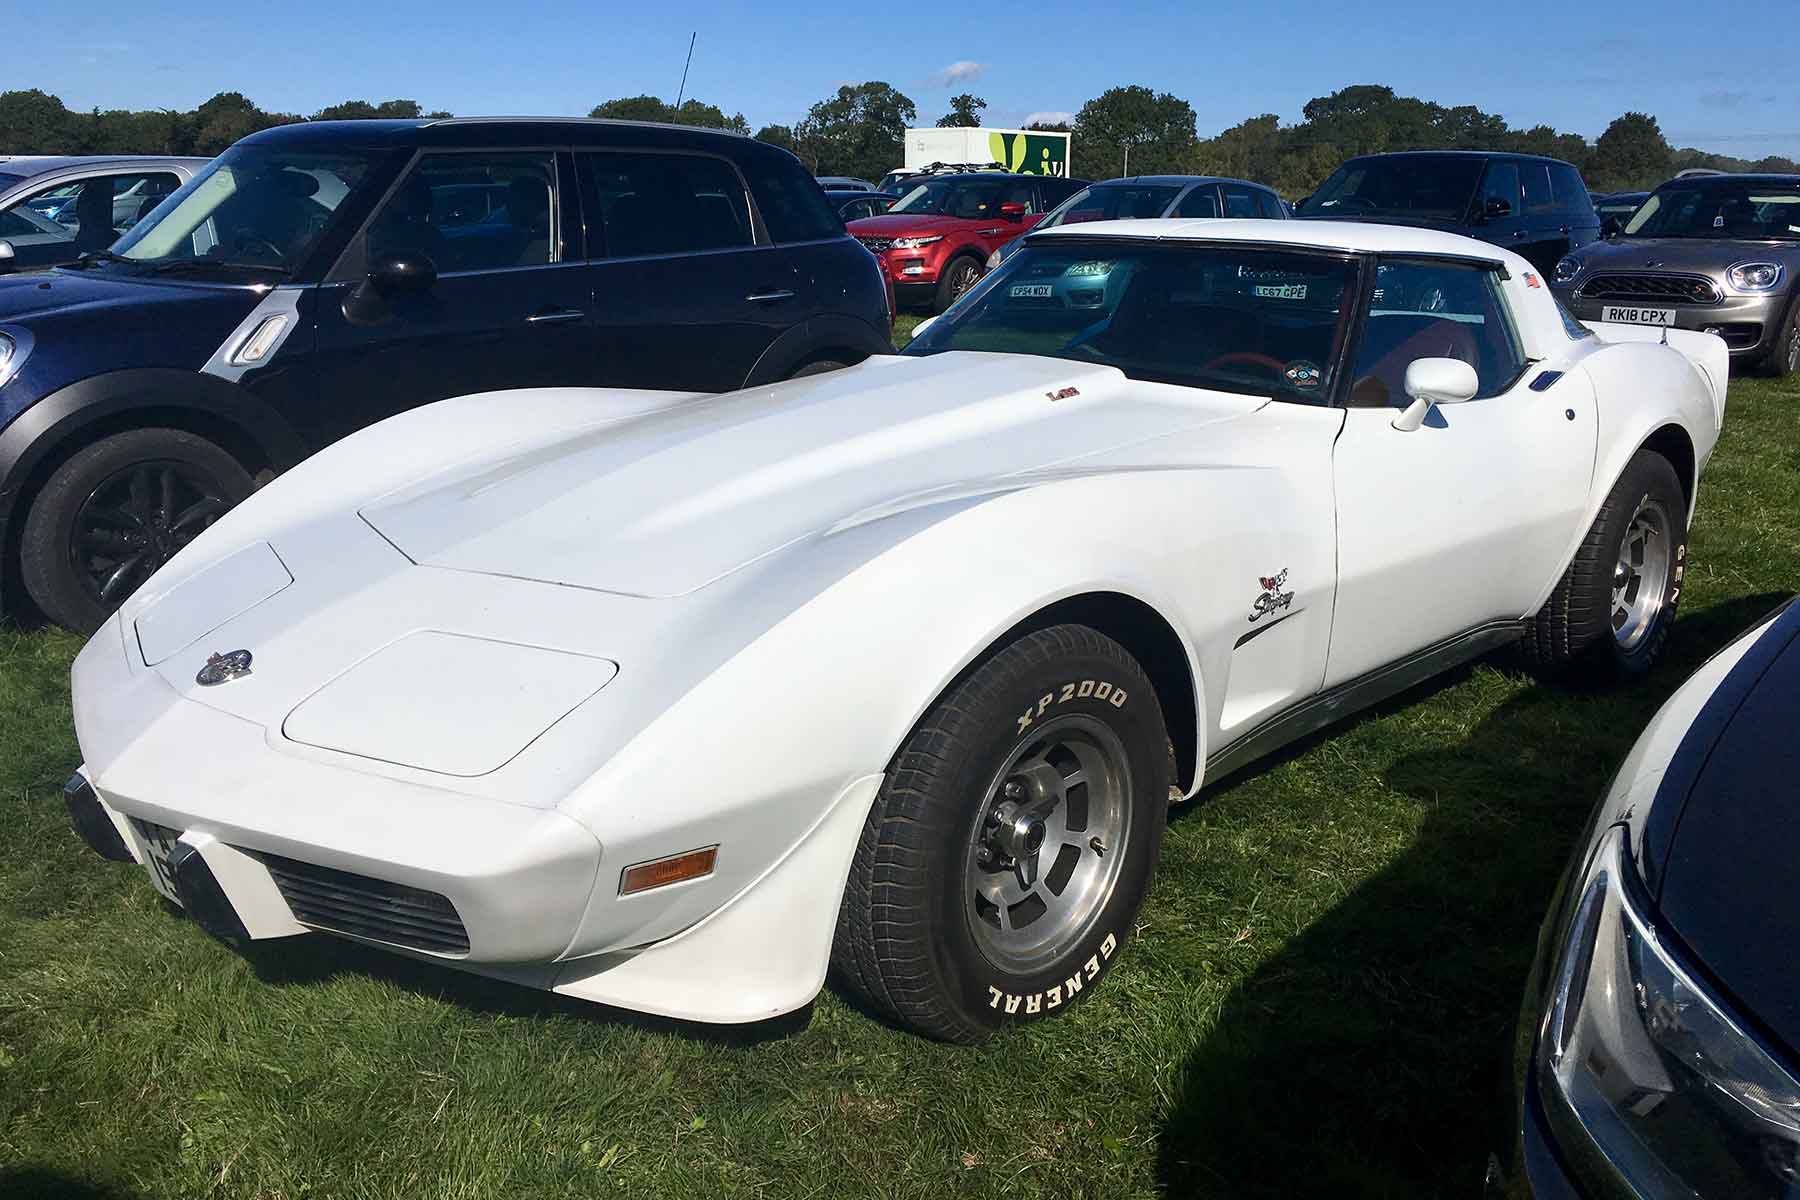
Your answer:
988,174 -> 1287,271
0,155 -> 209,274
1552,174 -> 1800,376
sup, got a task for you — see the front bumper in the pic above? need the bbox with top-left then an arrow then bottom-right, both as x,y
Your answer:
1556,284 -> 1786,358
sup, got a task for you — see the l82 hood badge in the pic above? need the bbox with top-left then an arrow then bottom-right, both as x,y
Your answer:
196,650 -> 253,686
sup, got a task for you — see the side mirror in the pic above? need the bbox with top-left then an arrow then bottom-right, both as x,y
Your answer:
908,315 -> 939,343
0,240 -> 14,273
1481,197 -> 1512,222
1393,357 -> 1479,431
1600,216 -> 1623,239
999,201 -> 1026,222
342,251 -> 438,326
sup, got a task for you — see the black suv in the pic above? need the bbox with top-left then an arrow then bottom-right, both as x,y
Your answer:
0,118 -> 890,631
1295,151 -> 1600,274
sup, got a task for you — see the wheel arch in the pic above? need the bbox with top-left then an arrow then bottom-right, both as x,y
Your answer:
1640,422 -> 1696,519
742,315 -> 893,387
0,369 -> 305,613
927,589 -> 1205,794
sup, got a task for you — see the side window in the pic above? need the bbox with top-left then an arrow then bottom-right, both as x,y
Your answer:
581,152 -> 754,257
746,156 -> 839,243
1001,181 -> 1038,214
1480,161 -> 1522,218
1173,186 -> 1220,219
1349,260 -> 1527,407
1253,189 -> 1284,220
1521,163 -> 1555,215
369,152 -> 558,273
1221,185 -> 1259,218
2,172 -> 180,259
1550,165 -> 1590,214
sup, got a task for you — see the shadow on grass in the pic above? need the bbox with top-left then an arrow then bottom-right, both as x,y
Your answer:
1155,594 -> 1786,1198
0,1166 -> 141,1199
230,928 -> 813,1047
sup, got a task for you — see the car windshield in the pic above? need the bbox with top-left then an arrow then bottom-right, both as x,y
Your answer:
889,177 -> 1011,218
1299,157 -> 1483,222
110,145 -> 381,274
1043,184 -> 1182,228
1623,181 -> 1800,240
904,241 -> 1356,402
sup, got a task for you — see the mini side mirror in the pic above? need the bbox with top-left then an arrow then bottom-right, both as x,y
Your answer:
1393,357 -> 1480,431
908,315 -> 940,343
0,240 -> 14,272
1481,197 -> 1512,222
999,201 -> 1026,222
342,251 -> 438,326
1600,216 -> 1623,239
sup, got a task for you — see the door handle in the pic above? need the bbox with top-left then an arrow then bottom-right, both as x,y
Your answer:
527,308 -> 584,325
745,289 -> 796,303
978,227 -> 1004,236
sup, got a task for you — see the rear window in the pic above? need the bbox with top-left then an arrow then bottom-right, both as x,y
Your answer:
580,151 -> 754,257
1550,164 -> 1589,213
747,156 -> 842,243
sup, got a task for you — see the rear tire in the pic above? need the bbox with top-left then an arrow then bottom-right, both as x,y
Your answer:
1522,449 -> 1686,679
933,256 -> 983,314
832,624 -> 1169,1042
19,428 -> 252,634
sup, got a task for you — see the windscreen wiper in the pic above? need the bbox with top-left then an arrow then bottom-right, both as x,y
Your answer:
69,250 -> 134,269
146,259 -> 291,279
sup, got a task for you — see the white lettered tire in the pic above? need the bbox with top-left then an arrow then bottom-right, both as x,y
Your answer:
832,624 -> 1169,1042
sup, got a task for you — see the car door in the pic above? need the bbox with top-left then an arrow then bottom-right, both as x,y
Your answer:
0,168 -> 184,271
305,148 -> 590,446
577,148 -> 796,393
1325,256 -> 1596,687
1552,163 -> 1602,254
1517,160 -> 1568,274
1472,159 -> 1532,257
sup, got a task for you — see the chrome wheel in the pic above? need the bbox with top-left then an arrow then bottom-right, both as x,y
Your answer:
1611,496 -> 1672,651
948,260 -> 981,301
963,714 -> 1132,974
70,459 -> 230,606
1786,319 -> 1799,373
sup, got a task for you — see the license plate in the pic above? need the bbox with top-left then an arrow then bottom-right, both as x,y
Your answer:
1602,305 -> 1675,326
1010,284 -> 1054,299
134,820 -> 182,902
1253,283 -> 1307,300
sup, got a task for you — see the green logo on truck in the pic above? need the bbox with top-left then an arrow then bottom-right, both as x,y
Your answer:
988,131 -> 1069,177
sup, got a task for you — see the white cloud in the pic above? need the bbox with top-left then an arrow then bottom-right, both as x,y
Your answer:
936,60 -> 985,87
1023,111 -> 1074,128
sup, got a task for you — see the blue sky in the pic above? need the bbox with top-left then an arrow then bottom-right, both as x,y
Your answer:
17,0 -> 1799,158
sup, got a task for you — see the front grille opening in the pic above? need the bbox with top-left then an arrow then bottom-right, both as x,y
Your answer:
855,236 -> 895,253
255,852 -> 470,956
1579,273 -> 1720,304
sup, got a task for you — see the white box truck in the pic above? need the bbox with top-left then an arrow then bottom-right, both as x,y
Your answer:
900,127 -> 1072,177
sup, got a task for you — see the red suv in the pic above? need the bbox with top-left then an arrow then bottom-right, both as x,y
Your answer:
846,172 -> 1087,312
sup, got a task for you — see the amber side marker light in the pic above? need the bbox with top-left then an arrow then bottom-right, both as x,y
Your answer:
619,846 -> 719,896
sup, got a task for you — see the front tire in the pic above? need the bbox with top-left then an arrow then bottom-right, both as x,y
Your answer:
1523,448 -> 1686,678
933,256 -> 983,314
833,624 -> 1169,1042
1760,297 -> 1799,378
19,428 -> 252,633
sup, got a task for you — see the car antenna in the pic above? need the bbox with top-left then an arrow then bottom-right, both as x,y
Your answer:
675,31 -> 697,109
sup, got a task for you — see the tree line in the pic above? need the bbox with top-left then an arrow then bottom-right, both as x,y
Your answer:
4,82 -> 1794,199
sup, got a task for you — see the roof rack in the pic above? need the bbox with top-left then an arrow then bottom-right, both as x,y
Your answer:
908,161 -> 1010,177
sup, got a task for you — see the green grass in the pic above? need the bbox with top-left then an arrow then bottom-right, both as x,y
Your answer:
2,371 -> 1797,1199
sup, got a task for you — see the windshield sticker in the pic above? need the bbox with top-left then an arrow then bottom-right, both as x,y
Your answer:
1253,283 -> 1308,300
1282,361 -> 1322,390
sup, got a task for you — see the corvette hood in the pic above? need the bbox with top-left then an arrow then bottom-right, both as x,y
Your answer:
361,353 -> 1252,598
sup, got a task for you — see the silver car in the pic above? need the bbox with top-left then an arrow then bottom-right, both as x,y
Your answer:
1552,173 -> 1800,376
0,155 -> 209,273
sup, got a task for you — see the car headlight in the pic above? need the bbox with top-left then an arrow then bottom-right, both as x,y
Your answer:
1553,256 -> 1583,286
1727,262 -> 1783,292
0,328 -> 33,390
1065,260 -> 1113,277
892,235 -> 942,250
1537,824 -> 1800,1194
985,248 -> 1001,270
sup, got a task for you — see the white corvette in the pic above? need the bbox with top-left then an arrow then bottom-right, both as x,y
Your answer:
65,220 -> 1726,1042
